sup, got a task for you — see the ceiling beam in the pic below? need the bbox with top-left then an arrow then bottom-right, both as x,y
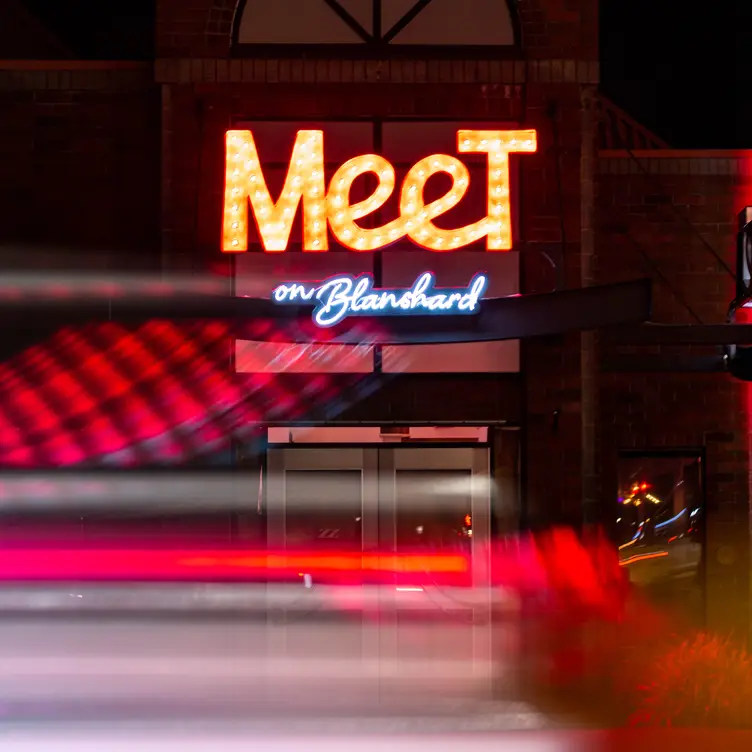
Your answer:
0,279 -> 652,346
606,324 -> 752,346
601,355 -> 725,373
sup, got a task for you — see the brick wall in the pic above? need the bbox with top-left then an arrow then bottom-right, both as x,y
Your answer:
156,0 -> 598,529
520,82 -> 592,527
161,78 -> 590,522
0,62 -> 161,270
596,151 -> 752,634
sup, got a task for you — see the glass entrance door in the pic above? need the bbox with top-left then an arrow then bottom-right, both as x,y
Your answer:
265,444 -> 492,700
377,447 -> 493,696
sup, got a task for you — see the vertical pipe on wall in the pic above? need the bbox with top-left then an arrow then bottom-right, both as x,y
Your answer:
580,86 -> 600,527
160,83 -> 173,273
491,427 -> 521,535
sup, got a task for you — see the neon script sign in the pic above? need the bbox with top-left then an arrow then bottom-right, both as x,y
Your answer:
271,272 -> 488,328
223,129 -> 536,254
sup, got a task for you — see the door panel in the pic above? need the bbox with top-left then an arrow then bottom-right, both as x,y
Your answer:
265,448 -> 374,689
284,470 -> 362,550
266,448 -> 378,552
383,447 -> 493,689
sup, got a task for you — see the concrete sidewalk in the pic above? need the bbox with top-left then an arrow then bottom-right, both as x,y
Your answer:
0,727 -> 597,752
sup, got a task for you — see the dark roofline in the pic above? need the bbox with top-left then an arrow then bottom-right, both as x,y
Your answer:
4,0 -> 72,59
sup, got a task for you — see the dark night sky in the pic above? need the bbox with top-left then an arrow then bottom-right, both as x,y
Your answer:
19,0 -> 751,149
600,2 -> 747,149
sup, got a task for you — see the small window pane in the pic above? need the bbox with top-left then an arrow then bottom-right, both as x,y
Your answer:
235,340 -> 374,374
395,469 -> 472,556
284,470 -> 363,551
336,0 -> 373,34
617,453 -> 705,625
235,252 -> 375,374
388,0 -> 515,46
237,0 -> 364,44
381,251 -> 520,374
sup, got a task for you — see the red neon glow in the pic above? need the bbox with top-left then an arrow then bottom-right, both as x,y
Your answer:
222,128 -> 537,253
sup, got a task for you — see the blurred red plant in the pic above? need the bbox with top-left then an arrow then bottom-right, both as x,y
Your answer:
523,529 -> 752,729
630,633 -> 752,728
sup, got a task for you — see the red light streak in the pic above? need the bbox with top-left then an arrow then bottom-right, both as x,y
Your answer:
0,549 -> 469,582
619,551 -> 668,566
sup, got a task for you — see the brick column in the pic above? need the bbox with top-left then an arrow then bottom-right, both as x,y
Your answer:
492,427 -> 521,533
160,83 -> 174,272
580,85 -> 599,526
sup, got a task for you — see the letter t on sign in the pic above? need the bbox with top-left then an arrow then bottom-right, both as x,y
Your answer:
458,130 -> 537,250
223,130 -> 327,252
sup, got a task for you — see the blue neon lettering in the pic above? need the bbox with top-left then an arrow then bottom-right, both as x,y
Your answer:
273,283 -> 316,303
270,271 -> 488,328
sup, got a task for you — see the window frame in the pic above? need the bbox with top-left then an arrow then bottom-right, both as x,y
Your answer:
230,0 -> 523,59
615,447 -> 707,625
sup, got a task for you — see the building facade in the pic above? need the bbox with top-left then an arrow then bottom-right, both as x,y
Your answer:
0,0 -> 750,636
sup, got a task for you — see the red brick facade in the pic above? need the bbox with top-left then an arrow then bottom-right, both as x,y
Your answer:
0,62 -> 160,270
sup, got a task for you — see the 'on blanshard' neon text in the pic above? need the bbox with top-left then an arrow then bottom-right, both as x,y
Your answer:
272,272 -> 488,328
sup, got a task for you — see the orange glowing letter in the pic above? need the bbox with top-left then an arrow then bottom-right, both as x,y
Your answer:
457,129 -> 537,250
400,154 -> 481,251
223,129 -> 327,252
326,155 -> 406,250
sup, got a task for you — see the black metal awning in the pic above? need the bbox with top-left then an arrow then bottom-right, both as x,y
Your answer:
0,278 -> 653,345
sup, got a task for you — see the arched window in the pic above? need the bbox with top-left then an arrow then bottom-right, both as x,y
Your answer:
233,0 -> 518,53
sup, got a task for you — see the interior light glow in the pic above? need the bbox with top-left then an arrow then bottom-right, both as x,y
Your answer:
272,271 -> 488,328
222,128 -> 537,253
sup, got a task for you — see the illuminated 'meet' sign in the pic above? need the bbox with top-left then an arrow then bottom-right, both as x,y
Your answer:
272,271 -> 488,328
223,129 -> 536,254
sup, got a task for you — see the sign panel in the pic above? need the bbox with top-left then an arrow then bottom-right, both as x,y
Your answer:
233,250 -> 520,374
271,271 -> 488,327
223,128 -> 536,254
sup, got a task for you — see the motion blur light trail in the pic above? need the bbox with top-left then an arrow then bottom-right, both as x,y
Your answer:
0,730 -> 604,752
0,531 -> 628,613
0,549 -> 468,583
0,318 -> 386,467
